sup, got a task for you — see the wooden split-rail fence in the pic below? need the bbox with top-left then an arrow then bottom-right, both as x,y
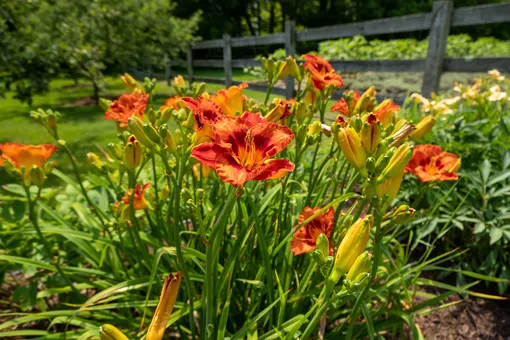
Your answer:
166,1 -> 510,103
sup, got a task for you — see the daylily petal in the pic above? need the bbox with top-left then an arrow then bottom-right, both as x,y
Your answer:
251,159 -> 295,181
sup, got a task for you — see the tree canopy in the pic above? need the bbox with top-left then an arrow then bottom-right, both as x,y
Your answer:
0,0 -> 200,103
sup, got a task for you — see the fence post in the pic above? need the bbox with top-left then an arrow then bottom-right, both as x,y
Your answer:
284,20 -> 297,99
187,45 -> 193,89
421,1 -> 453,96
223,34 -> 233,87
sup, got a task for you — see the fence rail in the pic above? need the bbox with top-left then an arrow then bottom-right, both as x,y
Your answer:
167,1 -> 510,99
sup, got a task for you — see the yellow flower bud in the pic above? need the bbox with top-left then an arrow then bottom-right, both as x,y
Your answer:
307,121 -> 322,138
338,127 -> 368,178
353,86 -> 376,115
329,215 -> 373,285
128,116 -> 157,150
160,185 -> 170,201
147,273 -> 181,340
345,251 -> 372,282
391,204 -> 416,225
360,114 -> 381,155
294,102 -> 309,123
173,75 -> 186,88
377,168 -> 404,203
99,98 -> 112,112
143,123 -> 161,144
100,324 -> 129,340
276,60 -> 290,80
124,136 -> 143,169
377,143 -> 413,183
409,115 -> 436,141
286,56 -> 301,81
87,152 -> 103,169
29,166 -> 47,186
121,73 -> 137,91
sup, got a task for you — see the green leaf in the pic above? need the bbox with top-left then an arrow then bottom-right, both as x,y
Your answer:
490,227 -> 503,244
480,159 -> 492,185
487,170 -> 510,186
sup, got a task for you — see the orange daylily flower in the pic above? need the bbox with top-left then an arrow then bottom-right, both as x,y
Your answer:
291,207 -> 334,256
373,100 -> 400,127
181,96 -> 224,143
212,83 -> 248,116
331,90 -> 361,117
160,96 -> 182,112
191,112 -> 295,187
405,144 -> 461,182
302,54 -> 343,91
104,91 -> 148,127
122,183 -> 150,210
0,143 -> 57,168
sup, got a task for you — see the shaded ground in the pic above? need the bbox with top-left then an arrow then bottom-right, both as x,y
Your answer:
416,297 -> 510,340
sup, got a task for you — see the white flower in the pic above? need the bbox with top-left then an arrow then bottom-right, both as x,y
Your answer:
488,69 -> 505,81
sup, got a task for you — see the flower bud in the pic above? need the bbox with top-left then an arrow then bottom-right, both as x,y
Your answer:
316,233 -> 330,260
276,60 -> 290,80
377,143 -> 413,183
128,116 -> 156,150
121,73 -> 137,91
304,88 -> 319,106
391,204 -> 416,225
196,188 -> 205,200
329,215 -> 373,285
377,169 -> 404,203
143,123 -> 161,143
160,185 -> 170,201
294,102 -> 308,123
337,127 -> 368,178
87,152 -> 103,169
29,166 -> 47,186
100,324 -> 129,340
124,136 -> 143,169
409,115 -> 436,141
345,251 -> 372,282
108,143 -> 124,160
307,121 -> 322,140
147,109 -> 158,124
353,86 -> 376,115
286,56 -> 301,81
389,123 -> 415,147
173,75 -> 186,89
360,114 -> 381,155
147,273 -> 181,340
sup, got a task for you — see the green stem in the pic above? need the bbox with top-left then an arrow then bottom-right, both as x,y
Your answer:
23,184 -> 78,293
264,83 -> 274,106
345,207 -> 383,340
205,187 -> 237,339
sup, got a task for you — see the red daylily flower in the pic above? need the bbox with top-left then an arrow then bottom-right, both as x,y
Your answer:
373,100 -> 400,127
191,112 -> 295,187
302,54 -> 343,91
291,207 -> 335,256
405,144 -> 461,182
160,96 -> 182,112
331,90 -> 361,116
104,91 -> 148,127
181,96 -> 225,143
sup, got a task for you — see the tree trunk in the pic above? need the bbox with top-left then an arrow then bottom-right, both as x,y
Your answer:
244,13 -> 256,36
92,80 -> 100,106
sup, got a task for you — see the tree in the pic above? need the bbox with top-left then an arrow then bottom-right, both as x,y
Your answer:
0,0 -> 201,104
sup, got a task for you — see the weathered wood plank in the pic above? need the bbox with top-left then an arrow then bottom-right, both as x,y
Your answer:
422,1 -> 453,96
231,59 -> 261,68
330,60 -> 425,72
452,3 -> 510,27
230,33 -> 285,47
192,59 -> 223,68
443,58 -> 510,73
192,76 -> 226,85
232,81 -> 287,96
223,34 -> 232,87
193,39 -> 223,49
285,21 -> 297,99
296,12 -> 432,42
